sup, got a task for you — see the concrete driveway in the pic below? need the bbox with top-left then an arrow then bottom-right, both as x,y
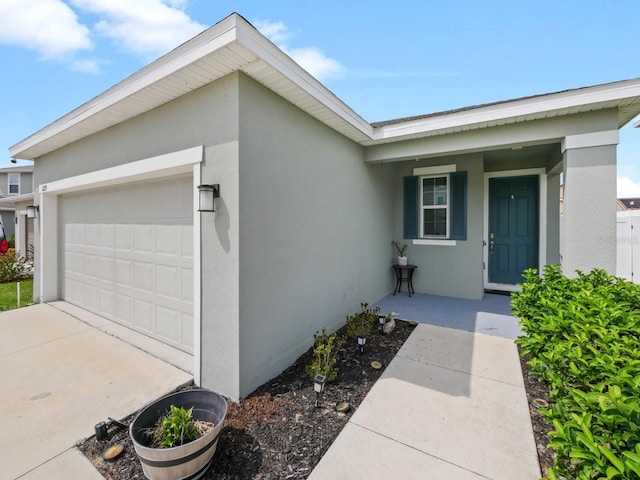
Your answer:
0,303 -> 193,479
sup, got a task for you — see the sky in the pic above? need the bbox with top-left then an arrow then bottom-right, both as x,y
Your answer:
0,0 -> 639,195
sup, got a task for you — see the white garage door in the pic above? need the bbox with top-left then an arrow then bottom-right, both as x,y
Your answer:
61,176 -> 194,353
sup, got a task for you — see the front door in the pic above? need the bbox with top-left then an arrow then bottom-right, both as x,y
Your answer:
488,175 -> 539,284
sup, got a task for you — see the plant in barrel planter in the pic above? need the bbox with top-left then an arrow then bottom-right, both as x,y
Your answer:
129,389 -> 227,480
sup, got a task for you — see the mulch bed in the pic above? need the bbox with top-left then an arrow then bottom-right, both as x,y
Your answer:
78,321 -> 557,479
518,346 -> 555,478
78,320 -> 416,479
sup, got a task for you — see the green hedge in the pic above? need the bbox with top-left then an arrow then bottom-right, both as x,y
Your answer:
513,266 -> 640,480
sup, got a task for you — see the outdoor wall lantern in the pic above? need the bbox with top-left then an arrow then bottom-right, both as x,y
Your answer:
197,184 -> 220,212
357,334 -> 367,354
313,374 -> 326,407
26,205 -> 39,219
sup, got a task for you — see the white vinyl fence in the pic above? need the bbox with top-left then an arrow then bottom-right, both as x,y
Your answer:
617,210 -> 640,284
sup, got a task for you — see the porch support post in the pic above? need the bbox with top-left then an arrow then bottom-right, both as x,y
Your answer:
560,131 -> 618,276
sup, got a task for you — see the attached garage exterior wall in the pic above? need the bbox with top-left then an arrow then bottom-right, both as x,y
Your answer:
235,74 -> 396,396
32,73 -> 242,396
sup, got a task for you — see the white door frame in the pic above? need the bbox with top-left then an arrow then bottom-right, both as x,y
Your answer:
483,168 -> 547,291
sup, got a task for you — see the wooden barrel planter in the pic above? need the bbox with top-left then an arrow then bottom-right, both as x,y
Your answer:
129,389 -> 228,480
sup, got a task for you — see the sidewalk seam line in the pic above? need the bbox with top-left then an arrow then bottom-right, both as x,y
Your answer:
394,353 -> 524,388
348,420 -> 493,479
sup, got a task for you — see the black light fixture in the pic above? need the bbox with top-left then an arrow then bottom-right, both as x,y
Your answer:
26,205 -> 39,219
357,334 -> 367,354
313,374 -> 326,407
197,184 -> 220,212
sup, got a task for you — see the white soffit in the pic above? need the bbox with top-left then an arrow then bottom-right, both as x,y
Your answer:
8,12 -> 640,159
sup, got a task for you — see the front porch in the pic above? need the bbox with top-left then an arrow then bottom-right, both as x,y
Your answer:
374,292 -> 521,340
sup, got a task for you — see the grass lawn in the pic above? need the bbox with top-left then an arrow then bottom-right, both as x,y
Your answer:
0,278 -> 34,311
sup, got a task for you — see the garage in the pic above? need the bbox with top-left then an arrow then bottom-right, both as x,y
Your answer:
61,175 -> 194,353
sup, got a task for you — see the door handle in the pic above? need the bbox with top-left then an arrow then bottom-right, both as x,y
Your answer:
490,240 -> 494,255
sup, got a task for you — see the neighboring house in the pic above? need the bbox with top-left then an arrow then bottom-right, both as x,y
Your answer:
8,14 -> 640,400
617,197 -> 640,284
0,165 -> 34,239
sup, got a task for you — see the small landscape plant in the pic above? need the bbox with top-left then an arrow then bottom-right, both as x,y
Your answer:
345,302 -> 380,339
0,249 -> 33,283
152,405 -> 199,448
513,265 -> 640,480
306,328 -> 345,382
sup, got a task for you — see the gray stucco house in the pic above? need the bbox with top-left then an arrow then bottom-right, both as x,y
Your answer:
9,14 -> 640,400
0,165 -> 33,239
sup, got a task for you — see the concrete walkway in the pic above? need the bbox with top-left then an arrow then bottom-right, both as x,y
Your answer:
0,303 -> 192,479
374,292 -> 522,340
308,323 -> 540,480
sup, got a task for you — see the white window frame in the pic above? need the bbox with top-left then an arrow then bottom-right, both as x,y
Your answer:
8,173 -> 20,195
420,174 -> 450,239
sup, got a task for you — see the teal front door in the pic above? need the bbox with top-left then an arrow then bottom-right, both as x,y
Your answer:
488,175 -> 539,284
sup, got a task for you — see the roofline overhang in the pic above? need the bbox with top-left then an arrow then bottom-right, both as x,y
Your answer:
9,13 -> 640,160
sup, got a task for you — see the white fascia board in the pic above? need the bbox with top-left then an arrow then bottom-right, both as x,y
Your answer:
10,17 -> 241,158
40,146 -> 202,195
373,79 -> 640,142
235,21 -> 373,138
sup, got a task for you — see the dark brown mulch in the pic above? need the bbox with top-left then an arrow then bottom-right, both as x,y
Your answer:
78,322 -> 557,479
517,345 -> 555,478
78,320 -> 416,480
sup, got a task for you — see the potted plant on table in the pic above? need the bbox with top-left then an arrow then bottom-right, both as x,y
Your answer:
129,388 -> 228,480
392,241 -> 409,266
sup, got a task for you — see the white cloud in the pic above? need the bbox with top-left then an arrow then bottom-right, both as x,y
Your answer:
618,177 -> 640,198
0,0 -> 91,58
70,58 -> 102,74
254,19 -> 345,81
70,0 -> 206,59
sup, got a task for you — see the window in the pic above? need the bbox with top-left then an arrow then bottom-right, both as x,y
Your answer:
403,171 -> 467,240
421,176 -> 448,237
8,173 -> 19,195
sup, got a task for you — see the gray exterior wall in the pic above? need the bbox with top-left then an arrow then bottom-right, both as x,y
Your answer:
236,74 -> 395,395
562,144 -> 617,275
393,153 -> 485,300
0,172 -> 33,197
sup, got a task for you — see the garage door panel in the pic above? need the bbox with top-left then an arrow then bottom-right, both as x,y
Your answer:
157,265 -> 179,299
182,313 -> 193,349
61,176 -> 194,353
182,226 -> 193,257
115,259 -> 133,287
134,261 -> 155,293
116,224 -> 133,250
157,306 -> 179,344
134,225 -> 154,253
99,224 -> 115,247
182,268 -> 194,302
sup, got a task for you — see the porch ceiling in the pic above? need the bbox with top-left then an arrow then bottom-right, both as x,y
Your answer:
9,13 -> 640,161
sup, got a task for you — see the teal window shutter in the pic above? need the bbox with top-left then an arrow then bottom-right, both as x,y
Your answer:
403,176 -> 419,239
449,171 -> 467,240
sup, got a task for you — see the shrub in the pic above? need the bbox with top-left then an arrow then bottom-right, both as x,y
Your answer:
345,302 -> 380,339
305,328 -> 344,382
513,266 -> 640,480
0,249 -> 33,283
